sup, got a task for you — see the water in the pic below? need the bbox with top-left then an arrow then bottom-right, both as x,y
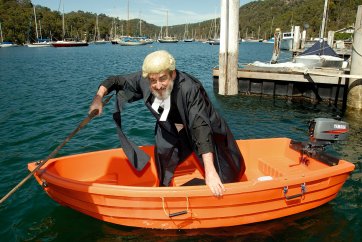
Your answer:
0,42 -> 361,242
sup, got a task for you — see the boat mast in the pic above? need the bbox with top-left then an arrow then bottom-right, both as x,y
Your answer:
320,0 -> 328,40
95,14 -> 100,41
39,20 -> 43,39
127,0 -> 130,36
0,22 -> 3,43
139,11 -> 142,36
62,2 -> 65,40
33,6 -> 39,41
165,10 -> 169,37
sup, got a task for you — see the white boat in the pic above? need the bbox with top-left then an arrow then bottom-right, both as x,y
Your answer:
294,41 -> 345,68
27,41 -> 52,48
52,40 -> 88,47
183,23 -> 194,42
26,6 -> 52,48
158,36 -> 178,43
294,1 -> 345,69
118,37 -> 147,46
280,31 -> 293,50
208,39 -> 220,45
183,38 -> 195,42
91,14 -> 107,45
52,2 -> 88,48
0,42 -> 18,48
294,54 -> 345,68
158,11 -> 178,43
0,22 -> 18,48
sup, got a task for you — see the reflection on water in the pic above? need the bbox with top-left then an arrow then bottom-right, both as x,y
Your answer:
28,203 -> 357,242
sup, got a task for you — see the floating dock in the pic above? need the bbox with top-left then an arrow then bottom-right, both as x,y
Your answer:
213,65 -> 349,108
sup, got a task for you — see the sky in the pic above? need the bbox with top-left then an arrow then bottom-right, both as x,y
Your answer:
31,0 -> 254,26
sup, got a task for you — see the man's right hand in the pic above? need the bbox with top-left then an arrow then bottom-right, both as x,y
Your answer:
89,95 -> 103,115
89,86 -> 108,115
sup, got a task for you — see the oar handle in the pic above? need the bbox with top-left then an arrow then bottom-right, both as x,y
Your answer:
0,94 -> 113,204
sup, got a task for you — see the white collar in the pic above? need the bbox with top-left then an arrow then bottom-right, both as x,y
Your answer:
151,96 -> 171,121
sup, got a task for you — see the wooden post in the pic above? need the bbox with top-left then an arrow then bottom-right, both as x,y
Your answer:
292,26 -> 300,51
348,5 -> 362,110
327,31 -> 335,47
219,0 -> 228,95
301,30 -> 306,50
227,0 -> 239,95
271,28 -> 282,64
219,0 -> 239,95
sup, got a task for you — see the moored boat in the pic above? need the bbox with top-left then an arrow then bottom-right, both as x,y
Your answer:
52,3 -> 88,48
28,119 -> 354,229
294,40 -> 345,68
52,40 -> 89,47
118,37 -> 147,46
280,31 -> 293,50
158,36 -> 178,43
26,39 -> 53,48
0,41 -> 18,47
158,11 -> 178,43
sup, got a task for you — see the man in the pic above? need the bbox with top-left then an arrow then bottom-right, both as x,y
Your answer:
89,50 -> 245,196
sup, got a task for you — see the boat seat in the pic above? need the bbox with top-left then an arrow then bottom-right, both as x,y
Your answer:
171,153 -> 205,187
258,157 -> 309,178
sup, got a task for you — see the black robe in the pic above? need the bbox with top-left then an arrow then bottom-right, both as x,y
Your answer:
101,70 -> 245,186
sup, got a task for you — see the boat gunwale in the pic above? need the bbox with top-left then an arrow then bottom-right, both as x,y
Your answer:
30,161 -> 354,198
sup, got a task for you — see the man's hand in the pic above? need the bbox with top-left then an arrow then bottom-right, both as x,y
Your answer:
89,86 -> 108,115
89,95 -> 103,115
202,152 -> 226,197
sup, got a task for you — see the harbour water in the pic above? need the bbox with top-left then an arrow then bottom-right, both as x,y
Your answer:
0,42 -> 361,241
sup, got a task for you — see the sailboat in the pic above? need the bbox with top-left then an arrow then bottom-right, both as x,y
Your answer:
92,14 -> 107,44
207,17 -> 220,45
117,0 -> 147,46
52,1 -> 88,47
0,21 -> 18,48
158,11 -> 178,43
26,6 -> 52,47
294,0 -> 344,68
183,23 -> 194,42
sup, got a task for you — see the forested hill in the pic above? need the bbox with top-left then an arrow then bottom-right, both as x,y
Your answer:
0,0 -> 361,44
238,0 -> 361,40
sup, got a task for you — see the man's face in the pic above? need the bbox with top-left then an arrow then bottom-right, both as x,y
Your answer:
148,70 -> 175,100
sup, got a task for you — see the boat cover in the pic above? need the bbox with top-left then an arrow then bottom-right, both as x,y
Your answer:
300,40 -> 338,57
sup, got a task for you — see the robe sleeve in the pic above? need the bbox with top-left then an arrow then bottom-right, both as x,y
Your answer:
100,72 -> 144,103
185,83 -> 215,155
192,116 -> 214,155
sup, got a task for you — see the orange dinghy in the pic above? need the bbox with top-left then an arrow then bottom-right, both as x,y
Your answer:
28,136 -> 354,229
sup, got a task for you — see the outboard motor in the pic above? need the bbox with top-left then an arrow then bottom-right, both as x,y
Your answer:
290,118 -> 349,166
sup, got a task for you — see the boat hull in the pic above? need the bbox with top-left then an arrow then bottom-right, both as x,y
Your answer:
158,39 -> 178,43
28,138 -> 354,229
294,55 -> 344,68
118,41 -> 147,46
52,41 -> 89,47
26,42 -> 52,48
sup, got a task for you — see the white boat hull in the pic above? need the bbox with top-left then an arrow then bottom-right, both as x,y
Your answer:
294,55 -> 344,68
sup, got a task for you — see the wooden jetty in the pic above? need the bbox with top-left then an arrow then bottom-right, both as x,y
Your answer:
213,65 -> 349,108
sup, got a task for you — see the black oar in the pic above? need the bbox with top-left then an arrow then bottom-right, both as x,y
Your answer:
0,95 -> 113,204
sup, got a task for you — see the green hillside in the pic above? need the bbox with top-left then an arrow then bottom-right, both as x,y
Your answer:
0,0 -> 361,44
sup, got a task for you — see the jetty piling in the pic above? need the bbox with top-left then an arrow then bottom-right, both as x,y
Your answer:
271,28 -> 282,64
218,0 -> 239,95
327,31 -> 335,47
348,5 -> 362,110
292,26 -> 301,51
